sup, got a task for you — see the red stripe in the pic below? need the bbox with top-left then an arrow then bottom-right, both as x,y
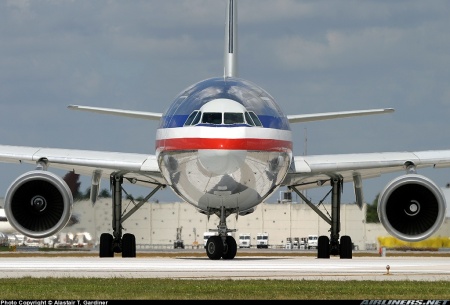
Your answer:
156,138 -> 292,152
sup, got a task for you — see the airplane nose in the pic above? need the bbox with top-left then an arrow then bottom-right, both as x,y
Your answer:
198,149 -> 247,176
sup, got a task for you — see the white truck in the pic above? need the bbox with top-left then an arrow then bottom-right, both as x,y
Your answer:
285,237 -> 292,249
238,233 -> 251,248
293,237 -> 300,249
256,232 -> 269,249
307,235 -> 318,249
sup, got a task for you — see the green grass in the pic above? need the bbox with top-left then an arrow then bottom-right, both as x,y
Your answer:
0,278 -> 449,300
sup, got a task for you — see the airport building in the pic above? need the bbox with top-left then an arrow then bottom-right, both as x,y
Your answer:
58,191 -> 450,251
1,188 -> 450,250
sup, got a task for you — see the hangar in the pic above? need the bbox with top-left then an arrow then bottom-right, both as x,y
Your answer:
59,190 -> 450,251
1,187 -> 449,250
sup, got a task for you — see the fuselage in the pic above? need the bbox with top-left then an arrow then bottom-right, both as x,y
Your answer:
156,77 -> 292,213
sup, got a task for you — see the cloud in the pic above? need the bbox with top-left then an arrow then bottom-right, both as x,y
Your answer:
1,0 -> 450,204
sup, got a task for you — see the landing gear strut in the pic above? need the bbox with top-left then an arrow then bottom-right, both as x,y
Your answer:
205,206 -> 237,260
291,177 -> 353,259
99,173 -> 163,258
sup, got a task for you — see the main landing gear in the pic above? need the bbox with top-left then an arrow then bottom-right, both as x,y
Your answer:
290,177 -> 353,259
99,173 -> 163,258
204,206 -> 237,260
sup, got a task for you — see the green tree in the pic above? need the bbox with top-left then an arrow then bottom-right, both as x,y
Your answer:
80,187 -> 111,200
366,194 -> 380,223
63,171 -> 81,200
99,188 -> 111,198
61,171 -> 81,226
81,187 -> 91,200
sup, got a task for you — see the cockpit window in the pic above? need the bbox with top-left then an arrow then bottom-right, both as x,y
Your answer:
249,111 -> 262,126
184,110 -> 199,126
202,112 -> 222,124
224,113 -> 244,124
191,112 -> 201,125
245,112 -> 255,126
184,108 -> 262,127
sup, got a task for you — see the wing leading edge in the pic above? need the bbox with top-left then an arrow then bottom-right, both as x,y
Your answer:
283,150 -> 450,189
0,144 -> 165,187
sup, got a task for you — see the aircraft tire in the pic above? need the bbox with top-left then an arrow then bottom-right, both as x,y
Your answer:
122,233 -> 136,258
339,235 -> 352,259
206,236 -> 223,260
317,235 -> 330,259
222,236 -> 237,259
99,233 -> 114,258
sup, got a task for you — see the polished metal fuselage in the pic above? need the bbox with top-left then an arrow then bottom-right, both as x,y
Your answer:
156,77 -> 293,213
159,148 -> 291,212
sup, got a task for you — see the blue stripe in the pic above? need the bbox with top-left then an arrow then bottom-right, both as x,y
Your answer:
160,115 -> 288,129
159,77 -> 291,130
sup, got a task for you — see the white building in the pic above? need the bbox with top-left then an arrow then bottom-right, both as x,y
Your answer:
1,193 -> 449,250
65,197 -> 449,250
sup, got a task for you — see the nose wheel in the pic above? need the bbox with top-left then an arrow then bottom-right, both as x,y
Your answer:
206,236 -> 223,260
222,236 -> 237,259
206,235 -> 237,260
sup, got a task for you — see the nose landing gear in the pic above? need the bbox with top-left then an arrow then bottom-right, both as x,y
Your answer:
205,206 -> 238,260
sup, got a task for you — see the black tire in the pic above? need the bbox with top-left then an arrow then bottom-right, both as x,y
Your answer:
122,233 -> 136,258
99,233 -> 114,258
222,236 -> 237,260
206,236 -> 223,260
317,235 -> 330,259
339,235 -> 352,259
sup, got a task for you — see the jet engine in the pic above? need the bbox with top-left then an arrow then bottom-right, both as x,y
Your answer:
4,170 -> 73,238
378,174 -> 446,242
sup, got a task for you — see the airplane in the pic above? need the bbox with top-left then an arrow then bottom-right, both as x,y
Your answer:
0,0 -> 448,260
0,208 -> 16,235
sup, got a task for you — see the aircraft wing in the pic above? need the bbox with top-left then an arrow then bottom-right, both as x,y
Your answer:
282,150 -> 450,189
0,145 -> 165,187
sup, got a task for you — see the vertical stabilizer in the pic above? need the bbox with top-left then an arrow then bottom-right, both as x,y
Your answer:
224,0 -> 238,78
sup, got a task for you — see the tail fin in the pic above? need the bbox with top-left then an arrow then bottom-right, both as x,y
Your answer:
224,0 -> 238,78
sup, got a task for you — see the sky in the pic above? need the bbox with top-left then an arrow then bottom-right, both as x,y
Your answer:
1,0 -> 450,206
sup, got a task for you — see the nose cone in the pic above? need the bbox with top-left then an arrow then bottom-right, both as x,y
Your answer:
198,149 -> 247,176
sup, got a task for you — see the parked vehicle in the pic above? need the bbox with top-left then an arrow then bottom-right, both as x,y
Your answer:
285,237 -> 292,249
307,235 -> 318,249
174,227 -> 184,249
238,233 -> 251,248
293,237 -> 300,249
256,232 -> 269,249
300,237 -> 307,250
24,237 -> 41,247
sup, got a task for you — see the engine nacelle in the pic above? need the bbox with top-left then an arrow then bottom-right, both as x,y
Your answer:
4,170 -> 73,238
378,174 -> 446,242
